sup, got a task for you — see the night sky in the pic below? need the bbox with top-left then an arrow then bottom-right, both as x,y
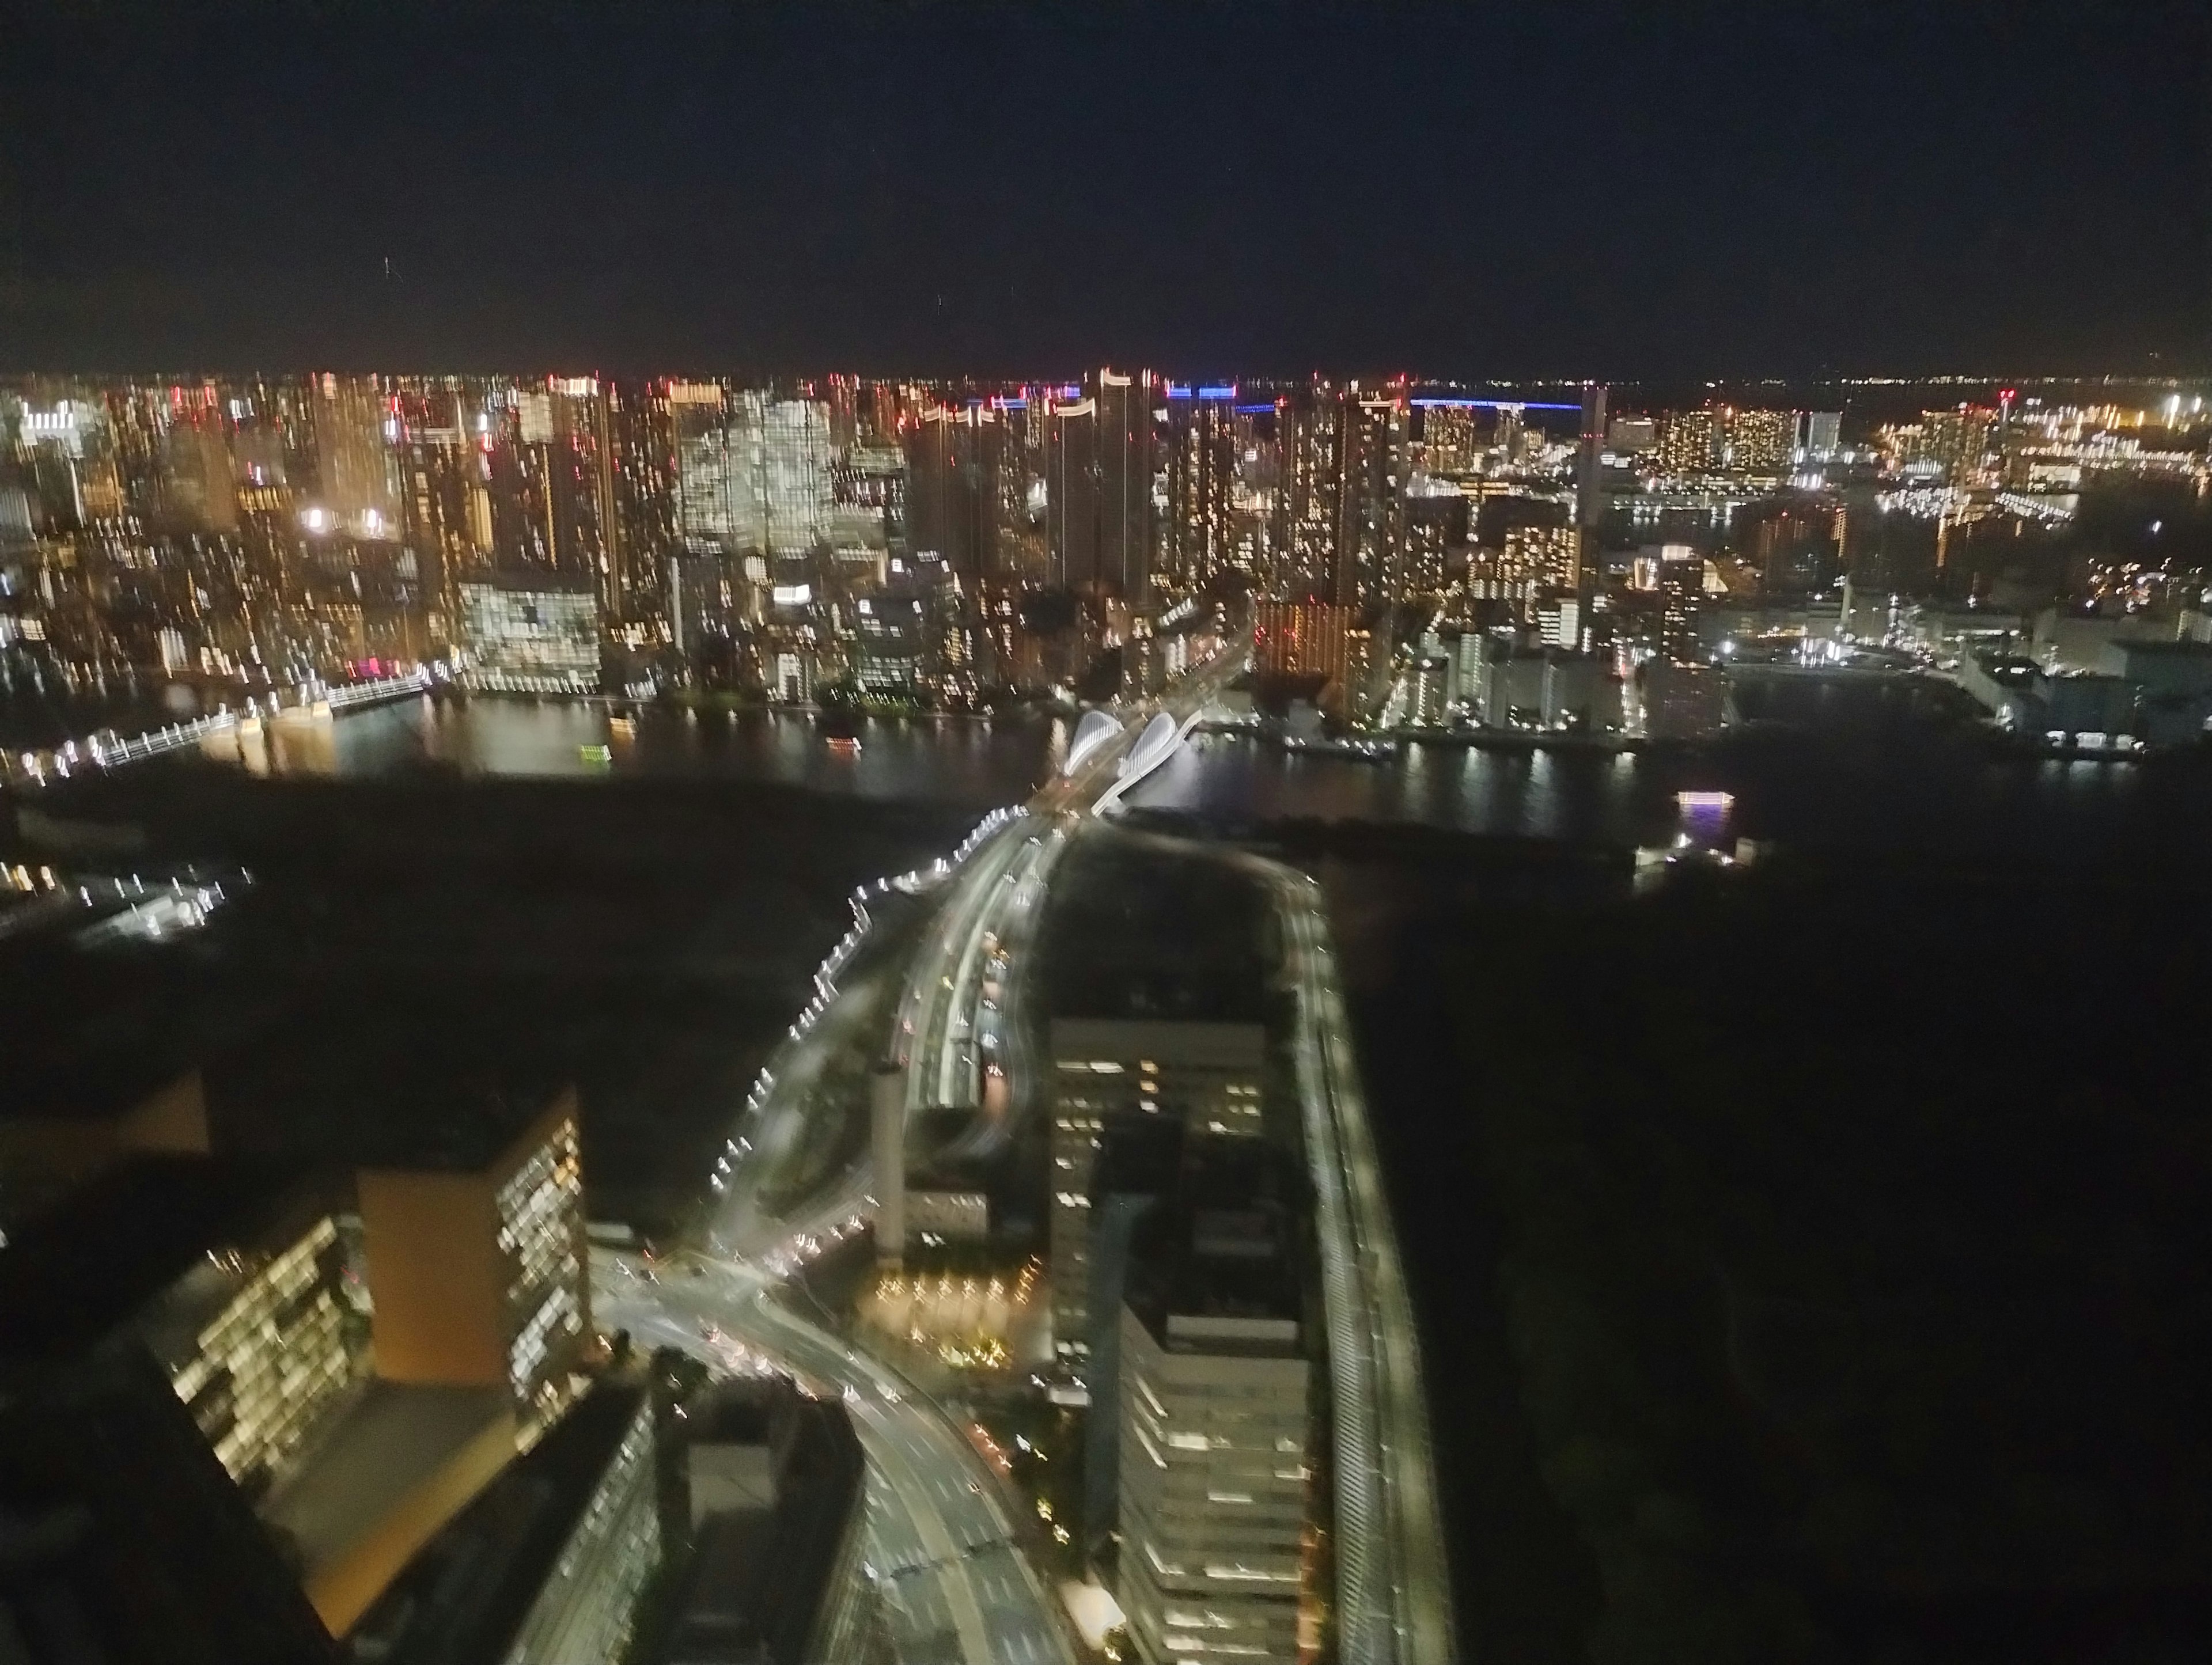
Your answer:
0,1 -> 2205,378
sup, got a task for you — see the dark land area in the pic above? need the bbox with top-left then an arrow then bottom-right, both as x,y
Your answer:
1315,835 -> 2212,1665
2,764 -> 986,1229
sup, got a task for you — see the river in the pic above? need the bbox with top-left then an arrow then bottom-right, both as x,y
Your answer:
122,684 -> 2212,866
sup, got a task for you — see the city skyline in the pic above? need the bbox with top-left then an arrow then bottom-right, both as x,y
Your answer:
2,10 -> 2209,1662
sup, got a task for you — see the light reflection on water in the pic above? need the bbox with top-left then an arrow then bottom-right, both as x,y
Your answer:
197,693 -> 2212,863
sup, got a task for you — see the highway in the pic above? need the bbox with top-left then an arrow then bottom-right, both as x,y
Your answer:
596,1252 -> 1068,1665
600,640 -> 1253,1665
1237,854 -> 1458,1665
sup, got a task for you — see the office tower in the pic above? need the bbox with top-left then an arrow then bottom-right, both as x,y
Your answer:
1576,383 -> 1607,596
392,388 -> 480,635
1162,385 -> 1237,594
1096,369 -> 1154,601
731,392 -> 834,559
355,1087 -> 589,1439
313,373 -> 399,533
1724,408 -> 1793,472
1656,407 -> 1718,475
1048,392 -> 1102,591
541,377 -> 619,602
1047,1019 -> 1264,1372
0,1302 -> 340,1663
906,403 -> 1005,585
1115,1175 -> 1309,1665
1796,409 -> 1842,462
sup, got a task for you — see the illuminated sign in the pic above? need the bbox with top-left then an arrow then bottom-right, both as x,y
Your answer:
772,583 -> 812,607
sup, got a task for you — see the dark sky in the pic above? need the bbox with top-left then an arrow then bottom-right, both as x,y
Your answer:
0,1 -> 2205,378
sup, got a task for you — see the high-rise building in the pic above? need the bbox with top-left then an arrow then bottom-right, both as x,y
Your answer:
355,1087 -> 590,1439
671,380 -> 737,555
1161,385 -> 1237,594
1047,393 -> 1102,591
1795,409 -> 1842,462
603,381 -> 679,631
1277,391 -> 1342,601
1115,1175 -> 1309,1665
1335,395 -> 1407,609
1575,383 -> 1607,597
1723,408 -> 1793,472
1252,598 -> 1355,709
1047,1019 -> 1264,1373
459,577 -> 601,689
906,403 -> 1005,585
313,373 -> 399,534
1274,385 -> 1405,610
1656,408 -> 1719,475
1417,403 -> 1480,475
1656,542 -> 1706,663
0,1163 -> 344,1665
1096,369 -> 1154,602
1917,405 -> 1997,485
161,411 -> 239,533
1605,413 -> 1659,454
1505,522 -> 1580,590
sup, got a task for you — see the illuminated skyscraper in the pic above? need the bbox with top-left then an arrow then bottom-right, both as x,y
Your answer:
1335,393 -> 1407,609
313,373 -> 400,533
1796,409 -> 1842,461
1047,393 -> 1101,591
906,403 -> 1005,585
1722,407 -> 1793,472
671,380 -> 737,555
1115,1174 -> 1309,1665
1278,390 -> 1342,601
1656,407 -> 1718,475
1161,384 -> 1237,594
1575,382 -> 1607,596
604,380 -> 678,629
1048,1019 -> 1265,1373
1275,385 -> 1403,610
1095,369 -> 1154,601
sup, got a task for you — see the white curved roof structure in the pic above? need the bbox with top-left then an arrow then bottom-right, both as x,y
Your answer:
1093,708 -> 1200,814
1121,711 -> 1180,778
1062,708 -> 1122,776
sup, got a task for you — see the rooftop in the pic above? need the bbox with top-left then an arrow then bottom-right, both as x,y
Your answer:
336,1376 -> 643,1664
1124,1143 -> 1305,1354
